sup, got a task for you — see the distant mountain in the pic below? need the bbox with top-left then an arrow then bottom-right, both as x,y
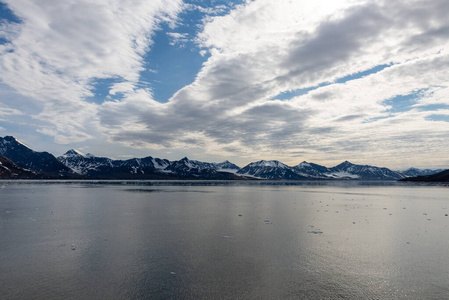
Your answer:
237,160 -> 405,180
58,150 -> 242,179
215,160 -> 240,173
327,161 -> 406,180
237,160 -> 309,180
59,149 -> 174,179
0,136 -> 74,176
0,155 -> 41,179
399,169 -> 449,182
293,161 -> 331,179
399,168 -> 445,177
165,157 -> 241,178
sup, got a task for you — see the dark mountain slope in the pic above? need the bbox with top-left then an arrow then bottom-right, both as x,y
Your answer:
0,155 -> 41,179
0,136 -> 74,176
400,169 -> 449,182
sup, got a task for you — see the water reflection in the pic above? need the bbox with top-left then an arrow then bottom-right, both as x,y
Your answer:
0,183 -> 448,299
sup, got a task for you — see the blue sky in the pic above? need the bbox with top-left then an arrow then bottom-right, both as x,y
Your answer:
1,0 -> 449,169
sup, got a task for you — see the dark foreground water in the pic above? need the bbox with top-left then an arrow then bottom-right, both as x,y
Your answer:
1,181 -> 448,299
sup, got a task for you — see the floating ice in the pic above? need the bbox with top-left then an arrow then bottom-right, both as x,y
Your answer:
71,244 -> 76,250
222,236 -> 232,239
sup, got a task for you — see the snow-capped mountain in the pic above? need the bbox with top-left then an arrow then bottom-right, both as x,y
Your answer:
293,161 -> 331,179
58,151 -> 241,179
0,136 -> 74,176
0,155 -> 40,179
1,135 -> 441,181
165,157 -> 240,178
399,168 -> 445,177
58,149 -> 173,179
166,157 -> 215,176
236,160 -> 406,180
327,161 -> 405,180
215,160 -> 240,173
237,160 -> 309,179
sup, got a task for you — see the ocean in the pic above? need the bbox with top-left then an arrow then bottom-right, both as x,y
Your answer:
1,181 -> 448,299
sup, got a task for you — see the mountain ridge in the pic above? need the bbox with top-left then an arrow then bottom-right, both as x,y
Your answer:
0,136 -> 446,180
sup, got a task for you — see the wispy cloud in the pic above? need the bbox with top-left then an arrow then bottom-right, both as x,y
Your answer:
167,32 -> 190,46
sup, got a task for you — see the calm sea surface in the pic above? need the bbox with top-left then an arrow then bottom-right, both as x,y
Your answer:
1,181 -> 448,299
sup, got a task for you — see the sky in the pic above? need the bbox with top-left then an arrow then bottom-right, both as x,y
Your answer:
1,0 -> 449,170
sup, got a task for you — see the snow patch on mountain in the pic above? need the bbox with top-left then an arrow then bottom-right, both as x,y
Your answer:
328,171 -> 360,179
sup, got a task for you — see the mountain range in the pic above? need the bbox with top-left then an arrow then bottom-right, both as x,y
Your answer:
0,136 -> 446,181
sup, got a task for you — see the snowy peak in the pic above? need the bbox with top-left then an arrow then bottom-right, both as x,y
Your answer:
296,161 -> 311,168
2,136 -> 31,149
293,161 -> 330,179
62,149 -> 84,157
0,136 -> 73,176
333,161 -> 355,170
215,160 -> 240,172
166,157 -> 216,176
237,160 -> 307,179
248,160 -> 289,168
329,161 -> 405,180
0,135 -> 33,153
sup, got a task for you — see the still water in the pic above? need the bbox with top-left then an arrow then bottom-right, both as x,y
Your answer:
1,181 -> 448,299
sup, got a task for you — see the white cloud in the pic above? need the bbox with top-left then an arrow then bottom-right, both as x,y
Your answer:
0,0 -> 183,142
0,105 -> 22,117
1,0 -> 449,168
0,19 -> 21,41
97,0 -> 449,167
167,32 -> 190,46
